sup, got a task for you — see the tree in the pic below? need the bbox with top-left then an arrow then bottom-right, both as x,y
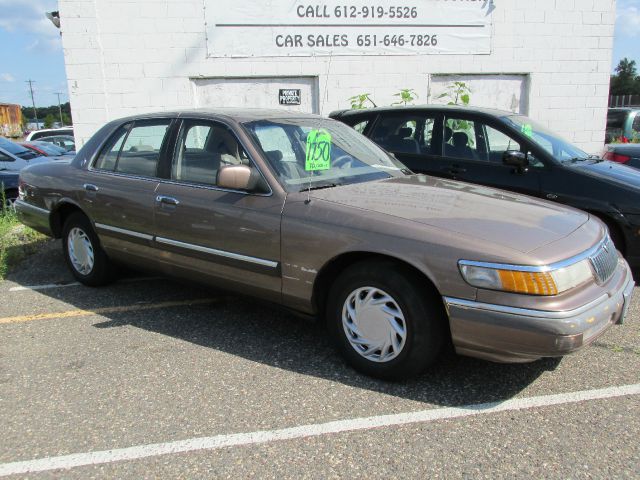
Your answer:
43,113 -> 56,129
609,57 -> 640,96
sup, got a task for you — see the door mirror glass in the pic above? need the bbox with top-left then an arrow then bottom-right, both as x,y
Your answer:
503,150 -> 529,168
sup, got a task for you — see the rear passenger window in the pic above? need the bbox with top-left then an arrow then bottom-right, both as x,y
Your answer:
93,125 -> 130,171
369,114 -> 436,155
116,122 -> 170,177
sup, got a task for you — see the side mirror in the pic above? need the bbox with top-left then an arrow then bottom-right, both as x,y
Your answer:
503,150 -> 529,172
217,164 -> 253,190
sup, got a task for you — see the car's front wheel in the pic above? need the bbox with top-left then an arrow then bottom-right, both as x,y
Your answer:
326,260 -> 446,380
62,212 -> 116,286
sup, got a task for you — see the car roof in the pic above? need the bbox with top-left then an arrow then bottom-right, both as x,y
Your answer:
109,108 -> 326,125
331,104 -> 522,118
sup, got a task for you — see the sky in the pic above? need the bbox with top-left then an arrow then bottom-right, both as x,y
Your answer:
0,0 -> 639,108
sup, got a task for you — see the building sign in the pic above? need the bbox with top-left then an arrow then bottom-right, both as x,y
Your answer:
279,89 -> 302,105
205,1 -> 494,57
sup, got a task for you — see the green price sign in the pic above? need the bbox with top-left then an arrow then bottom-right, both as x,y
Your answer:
305,129 -> 332,171
521,124 -> 533,138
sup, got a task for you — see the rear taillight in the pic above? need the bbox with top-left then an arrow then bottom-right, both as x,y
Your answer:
603,151 -> 631,163
18,179 -> 27,199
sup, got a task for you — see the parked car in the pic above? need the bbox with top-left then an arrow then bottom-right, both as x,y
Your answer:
36,134 -> 76,153
16,109 -> 633,379
605,108 -> 640,143
25,127 -> 74,142
0,136 -> 41,161
330,106 -> 640,267
0,165 -> 18,208
20,141 -> 73,159
601,143 -> 640,169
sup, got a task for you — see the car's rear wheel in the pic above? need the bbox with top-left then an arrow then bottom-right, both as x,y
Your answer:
62,212 -> 116,286
1,189 -> 17,211
326,260 -> 446,380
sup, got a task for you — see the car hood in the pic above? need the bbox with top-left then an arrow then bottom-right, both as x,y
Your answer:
310,175 -> 590,254
570,159 -> 640,187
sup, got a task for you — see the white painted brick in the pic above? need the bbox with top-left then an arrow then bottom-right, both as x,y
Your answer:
61,0 -> 617,152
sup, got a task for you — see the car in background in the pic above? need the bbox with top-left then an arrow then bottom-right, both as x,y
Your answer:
25,127 -> 74,142
330,105 -> 640,266
0,136 -> 41,161
602,143 -> 640,169
14,109 -> 634,379
0,169 -> 19,208
605,108 -> 640,143
20,141 -> 73,158
36,134 -> 75,153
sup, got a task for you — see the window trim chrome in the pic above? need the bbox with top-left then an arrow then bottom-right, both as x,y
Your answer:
458,234 -> 609,273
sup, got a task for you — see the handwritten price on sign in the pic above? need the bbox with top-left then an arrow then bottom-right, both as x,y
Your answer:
305,129 -> 332,171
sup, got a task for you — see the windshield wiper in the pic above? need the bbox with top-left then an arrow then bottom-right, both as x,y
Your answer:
299,182 -> 342,192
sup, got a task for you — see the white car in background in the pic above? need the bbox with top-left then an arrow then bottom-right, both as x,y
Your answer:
25,127 -> 74,142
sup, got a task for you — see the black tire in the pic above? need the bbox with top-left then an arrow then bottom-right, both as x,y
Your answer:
62,212 -> 116,286
326,260 -> 446,380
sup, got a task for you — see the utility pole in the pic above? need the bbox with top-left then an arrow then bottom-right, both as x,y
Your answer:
26,79 -> 38,129
54,92 -> 64,125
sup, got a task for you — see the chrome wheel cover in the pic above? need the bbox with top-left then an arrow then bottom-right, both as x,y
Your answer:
342,287 -> 407,363
67,227 -> 94,275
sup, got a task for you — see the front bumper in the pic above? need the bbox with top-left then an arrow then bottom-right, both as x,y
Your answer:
443,261 -> 635,363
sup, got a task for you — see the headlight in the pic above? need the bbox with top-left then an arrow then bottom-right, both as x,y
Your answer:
459,259 -> 594,296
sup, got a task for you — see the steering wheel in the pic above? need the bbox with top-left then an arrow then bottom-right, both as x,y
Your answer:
332,154 -> 354,169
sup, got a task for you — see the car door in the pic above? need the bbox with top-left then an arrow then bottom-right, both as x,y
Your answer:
434,114 -> 545,197
152,118 -> 283,299
366,112 -> 449,175
83,119 -> 172,260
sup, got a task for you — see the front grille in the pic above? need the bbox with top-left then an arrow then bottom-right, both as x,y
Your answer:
589,236 -> 619,284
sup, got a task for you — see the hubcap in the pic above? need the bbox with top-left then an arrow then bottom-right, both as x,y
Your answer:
67,227 -> 94,275
342,287 -> 407,363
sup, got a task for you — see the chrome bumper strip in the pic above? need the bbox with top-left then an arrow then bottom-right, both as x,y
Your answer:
155,236 -> 279,269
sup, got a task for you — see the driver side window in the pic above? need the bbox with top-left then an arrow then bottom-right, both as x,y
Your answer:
172,121 -> 251,187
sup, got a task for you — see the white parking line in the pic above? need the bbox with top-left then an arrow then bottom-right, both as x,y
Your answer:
0,383 -> 638,477
8,277 -> 163,292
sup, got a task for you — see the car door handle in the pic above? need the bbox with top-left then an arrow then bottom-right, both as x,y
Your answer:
156,195 -> 180,206
83,183 -> 98,192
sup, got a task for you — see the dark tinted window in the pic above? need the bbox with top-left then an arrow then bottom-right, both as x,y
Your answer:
116,121 -> 170,176
633,113 -> 640,134
369,114 -> 435,155
0,150 -> 15,162
172,121 -> 250,186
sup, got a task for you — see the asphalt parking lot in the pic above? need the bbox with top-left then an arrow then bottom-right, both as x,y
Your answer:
1,240 -> 639,479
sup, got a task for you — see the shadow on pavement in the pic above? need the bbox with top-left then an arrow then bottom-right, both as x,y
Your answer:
6,242 -> 559,409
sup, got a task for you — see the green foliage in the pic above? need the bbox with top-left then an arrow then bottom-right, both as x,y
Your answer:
348,93 -> 377,110
0,189 -> 47,280
609,57 -> 640,95
43,113 -> 56,129
392,88 -> 419,106
21,101 -> 73,124
61,112 -> 71,126
437,81 -> 472,106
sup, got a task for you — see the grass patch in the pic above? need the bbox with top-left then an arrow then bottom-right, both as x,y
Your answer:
0,204 -> 48,280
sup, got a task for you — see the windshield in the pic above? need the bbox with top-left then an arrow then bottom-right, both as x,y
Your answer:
502,115 -> 590,163
242,118 -> 409,191
0,137 -> 38,160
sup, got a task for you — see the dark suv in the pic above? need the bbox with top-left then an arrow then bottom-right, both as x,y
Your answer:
330,105 -> 640,266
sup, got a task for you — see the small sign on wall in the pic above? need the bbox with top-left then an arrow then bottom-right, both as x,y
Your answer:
279,89 -> 301,105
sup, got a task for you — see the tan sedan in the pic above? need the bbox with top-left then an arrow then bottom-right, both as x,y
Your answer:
16,109 -> 635,379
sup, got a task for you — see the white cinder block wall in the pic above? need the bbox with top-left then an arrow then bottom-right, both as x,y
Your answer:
59,0 -> 616,153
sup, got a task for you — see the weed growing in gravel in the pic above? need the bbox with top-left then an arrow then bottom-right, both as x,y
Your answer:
0,190 -> 47,279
